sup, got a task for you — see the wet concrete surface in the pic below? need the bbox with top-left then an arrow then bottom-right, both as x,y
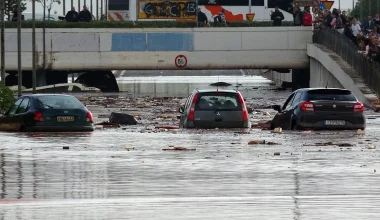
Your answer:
1,82 -> 380,219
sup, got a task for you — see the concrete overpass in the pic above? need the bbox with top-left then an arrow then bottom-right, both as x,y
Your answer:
0,27 -> 312,70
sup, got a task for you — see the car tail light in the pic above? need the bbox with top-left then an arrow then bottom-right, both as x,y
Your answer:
238,92 -> 249,121
86,111 -> 94,122
34,111 -> 44,122
353,102 -> 364,112
188,93 -> 199,121
301,102 -> 314,111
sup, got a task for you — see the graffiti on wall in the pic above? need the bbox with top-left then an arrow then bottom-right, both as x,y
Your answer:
138,0 -> 196,19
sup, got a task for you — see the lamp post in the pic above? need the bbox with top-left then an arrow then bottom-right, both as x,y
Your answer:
32,0 -> 36,93
1,0 -> 5,85
17,0 -> 22,97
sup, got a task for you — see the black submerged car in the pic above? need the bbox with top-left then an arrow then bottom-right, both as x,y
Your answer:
0,94 -> 94,132
270,88 -> 366,130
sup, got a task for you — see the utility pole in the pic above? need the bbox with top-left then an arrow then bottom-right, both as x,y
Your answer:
249,0 -> 251,14
71,0 -> 73,8
1,0 -> 5,85
96,0 -> 99,20
32,0 -> 36,93
78,0 -> 81,12
338,0 -> 340,10
63,0 -> 66,15
369,0 -> 372,17
17,0 -> 22,97
101,0 -> 103,19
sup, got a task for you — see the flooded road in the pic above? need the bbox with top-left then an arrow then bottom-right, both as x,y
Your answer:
1,76 -> 380,219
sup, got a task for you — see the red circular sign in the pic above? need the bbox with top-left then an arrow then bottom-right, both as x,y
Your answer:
175,55 -> 187,68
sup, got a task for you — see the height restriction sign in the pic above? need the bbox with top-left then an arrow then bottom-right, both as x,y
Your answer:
175,55 -> 187,68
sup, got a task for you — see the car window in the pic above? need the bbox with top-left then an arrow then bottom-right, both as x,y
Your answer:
184,93 -> 193,109
36,96 -> 85,109
291,92 -> 302,106
195,92 -> 242,111
282,93 -> 295,110
7,99 -> 23,116
16,97 -> 30,114
307,89 -> 357,101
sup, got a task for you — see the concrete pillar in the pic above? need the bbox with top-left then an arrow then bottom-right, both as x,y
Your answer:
292,68 -> 310,91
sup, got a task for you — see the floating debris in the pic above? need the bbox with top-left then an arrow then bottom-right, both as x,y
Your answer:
162,146 -> 196,151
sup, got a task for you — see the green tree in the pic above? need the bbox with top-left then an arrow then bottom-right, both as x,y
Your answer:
0,82 -> 15,114
351,0 -> 380,21
36,0 -> 61,20
5,0 -> 27,20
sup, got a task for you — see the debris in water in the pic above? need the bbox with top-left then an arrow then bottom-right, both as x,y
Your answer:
63,146 -> 69,150
248,140 -> 265,145
272,127 -> 282,133
162,146 -> 196,151
274,152 -> 280,156
155,126 -> 179,129
125,146 -> 135,151
368,146 -> 376,149
95,122 -> 121,128
357,129 -> 365,135
263,112 -> 270,116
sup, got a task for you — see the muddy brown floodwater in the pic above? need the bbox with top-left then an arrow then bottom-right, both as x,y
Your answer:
1,83 -> 380,220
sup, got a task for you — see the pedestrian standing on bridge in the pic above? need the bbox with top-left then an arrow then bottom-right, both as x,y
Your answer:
65,7 -> 79,22
197,8 -> 208,27
303,7 -> 312,26
271,6 -> 284,26
78,5 -> 93,22
293,6 -> 303,26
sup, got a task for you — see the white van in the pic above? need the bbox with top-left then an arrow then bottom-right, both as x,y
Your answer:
22,12 -> 65,21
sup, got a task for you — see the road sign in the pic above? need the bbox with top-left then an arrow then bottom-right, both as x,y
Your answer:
175,55 -> 187,68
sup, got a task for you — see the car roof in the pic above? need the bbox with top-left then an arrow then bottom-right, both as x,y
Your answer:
294,88 -> 351,93
194,89 -> 240,93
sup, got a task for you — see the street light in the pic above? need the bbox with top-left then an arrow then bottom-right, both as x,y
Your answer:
32,0 -> 36,93
1,0 -> 5,85
17,0 -> 22,97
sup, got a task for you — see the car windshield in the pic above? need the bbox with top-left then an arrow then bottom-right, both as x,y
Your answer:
36,96 -> 85,109
307,89 -> 357,101
195,92 -> 242,111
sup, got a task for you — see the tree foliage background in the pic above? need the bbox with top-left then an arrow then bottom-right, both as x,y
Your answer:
0,83 -> 15,114
351,0 -> 380,21
4,0 -> 27,20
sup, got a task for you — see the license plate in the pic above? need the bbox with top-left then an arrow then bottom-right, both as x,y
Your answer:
324,120 -> 345,126
57,116 -> 74,122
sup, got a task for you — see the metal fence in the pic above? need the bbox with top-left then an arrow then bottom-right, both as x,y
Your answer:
313,28 -> 380,97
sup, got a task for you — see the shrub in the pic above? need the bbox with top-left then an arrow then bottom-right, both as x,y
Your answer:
0,83 -> 15,115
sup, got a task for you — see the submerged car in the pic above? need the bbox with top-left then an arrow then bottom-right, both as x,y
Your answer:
270,88 -> 366,130
179,89 -> 250,128
0,94 -> 94,132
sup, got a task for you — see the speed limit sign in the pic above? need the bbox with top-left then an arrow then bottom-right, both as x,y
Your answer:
175,55 -> 187,68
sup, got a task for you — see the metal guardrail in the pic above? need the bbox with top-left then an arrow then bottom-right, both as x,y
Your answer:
313,28 -> 380,96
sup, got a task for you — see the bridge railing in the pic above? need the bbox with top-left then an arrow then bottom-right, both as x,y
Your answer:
313,28 -> 380,96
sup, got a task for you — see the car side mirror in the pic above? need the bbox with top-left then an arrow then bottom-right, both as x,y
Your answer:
179,107 -> 185,114
272,105 -> 282,112
247,107 -> 253,114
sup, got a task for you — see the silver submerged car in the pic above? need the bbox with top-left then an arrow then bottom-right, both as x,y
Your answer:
179,89 -> 250,128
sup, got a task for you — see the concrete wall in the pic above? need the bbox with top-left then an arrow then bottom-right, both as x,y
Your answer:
307,44 -> 379,109
0,27 -> 312,70
309,58 -> 343,88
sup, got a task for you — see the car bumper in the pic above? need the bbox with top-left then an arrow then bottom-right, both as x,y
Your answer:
298,113 -> 366,130
185,121 -> 250,128
24,126 -> 95,132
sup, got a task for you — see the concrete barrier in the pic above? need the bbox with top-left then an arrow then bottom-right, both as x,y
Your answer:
307,43 -> 380,109
0,27 -> 312,70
